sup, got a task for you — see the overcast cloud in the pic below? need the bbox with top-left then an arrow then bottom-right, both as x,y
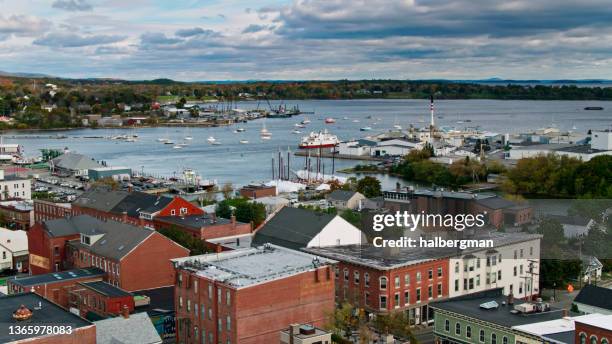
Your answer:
0,0 -> 611,80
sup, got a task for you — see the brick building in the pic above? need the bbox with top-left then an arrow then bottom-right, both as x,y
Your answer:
0,200 -> 33,230
28,215 -> 190,291
575,314 -> 612,344
239,184 -> 276,199
74,280 -> 135,319
306,231 -> 541,326
383,189 -> 533,229
154,214 -> 252,241
6,267 -> 105,309
33,199 -> 71,223
0,293 -> 96,344
172,244 -> 336,344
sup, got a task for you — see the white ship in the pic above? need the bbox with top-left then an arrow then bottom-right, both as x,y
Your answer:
298,129 -> 339,149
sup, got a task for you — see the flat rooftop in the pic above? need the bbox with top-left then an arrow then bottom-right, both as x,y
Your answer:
305,232 -> 542,270
8,267 -> 105,287
173,244 -> 336,289
156,214 -> 238,230
80,281 -> 132,298
431,289 -> 565,328
0,293 -> 92,343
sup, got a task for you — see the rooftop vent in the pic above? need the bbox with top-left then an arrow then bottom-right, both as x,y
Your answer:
299,324 -> 316,335
480,301 -> 499,310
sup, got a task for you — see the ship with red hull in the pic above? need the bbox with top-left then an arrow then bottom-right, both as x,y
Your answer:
298,129 -> 340,149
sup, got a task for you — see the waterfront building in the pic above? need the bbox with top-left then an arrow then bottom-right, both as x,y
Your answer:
507,129 -> 612,161
172,244 -> 336,344
49,152 -> 102,176
326,189 -> 366,210
238,184 -> 277,199
0,293 -> 96,344
87,166 -> 132,181
0,170 -> 31,200
252,206 -> 365,250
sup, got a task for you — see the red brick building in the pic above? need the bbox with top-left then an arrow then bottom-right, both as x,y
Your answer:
153,214 -> 253,241
6,267 -> 105,309
306,245 -> 448,325
172,244 -> 336,344
0,293 -> 96,344
74,280 -> 135,319
0,200 -> 34,230
575,315 -> 612,344
28,215 -> 190,291
33,199 -> 72,224
239,184 -> 276,199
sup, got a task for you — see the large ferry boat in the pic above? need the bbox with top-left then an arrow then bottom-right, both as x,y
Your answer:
298,130 -> 339,149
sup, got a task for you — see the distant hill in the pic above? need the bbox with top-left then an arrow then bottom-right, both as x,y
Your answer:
0,70 -> 54,78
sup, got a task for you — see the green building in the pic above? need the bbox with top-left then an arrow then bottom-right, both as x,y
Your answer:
431,288 -> 566,344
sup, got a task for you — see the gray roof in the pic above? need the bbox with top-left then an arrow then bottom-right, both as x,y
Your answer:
252,207 -> 336,250
173,244 -> 336,289
431,288 -> 566,328
81,281 -> 132,297
327,190 -> 359,202
44,215 -> 155,260
8,267 -> 105,287
95,312 -> 162,344
475,197 -> 518,210
68,219 -> 155,261
156,214 -> 238,231
574,284 -> 612,311
51,152 -> 102,171
73,188 -> 130,213
0,293 -> 93,343
305,232 -> 542,270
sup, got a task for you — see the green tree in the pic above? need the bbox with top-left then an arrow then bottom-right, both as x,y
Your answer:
356,176 -> 382,198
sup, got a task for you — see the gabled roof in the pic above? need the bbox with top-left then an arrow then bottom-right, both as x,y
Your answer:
44,215 -> 155,260
95,312 -> 162,344
50,152 -> 102,171
252,207 -> 336,250
574,284 -> 612,311
73,188 -> 130,213
327,190 -> 360,202
111,192 -> 173,217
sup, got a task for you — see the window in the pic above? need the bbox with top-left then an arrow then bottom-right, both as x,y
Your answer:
590,336 -> 598,344
404,274 -> 410,286
226,290 -> 231,305
178,296 -> 183,308
218,319 -> 222,332
344,268 -> 349,282
416,288 -> 421,302
476,259 -> 481,268
520,249 -> 524,258
394,276 -> 400,288
476,275 -> 481,286
394,293 -> 400,308
170,209 -> 176,216
455,262 -> 460,273
194,280 -> 198,293
601,338 -> 609,344
530,246 -> 534,256
194,303 -> 198,316
492,333 -> 497,344
514,266 -> 517,276
444,319 -> 450,332
455,323 -> 461,335
428,285 -> 433,299
437,267 -> 443,277
503,336 -> 508,344
354,271 -> 360,284
365,273 -> 370,287
579,333 -> 587,344
217,289 -> 222,303
365,291 -> 369,306
404,291 -> 409,305
498,270 -> 502,280
437,283 -> 443,297
334,266 -> 339,279
466,326 -> 472,339
379,295 -> 387,309
208,308 -> 212,320
455,279 -> 459,292
187,299 -> 191,311
380,277 -> 387,290
479,330 -> 485,343
194,326 -> 198,340
178,274 -> 182,287
226,316 -> 231,330
428,269 -> 433,280
201,304 -> 205,318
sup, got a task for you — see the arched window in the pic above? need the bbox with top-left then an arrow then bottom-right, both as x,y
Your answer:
444,319 -> 450,331
601,338 -> 609,344
479,330 -> 485,343
580,333 -> 587,344
503,336 -> 508,344
591,336 -> 598,344
455,323 -> 461,335
380,277 -> 387,290
491,333 -> 497,344
466,326 -> 472,338
364,273 -> 370,287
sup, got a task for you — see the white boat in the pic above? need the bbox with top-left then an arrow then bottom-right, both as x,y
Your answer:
236,128 -> 246,132
292,129 -> 302,134
393,124 -> 402,130
260,122 -> 272,139
343,116 -> 349,120
157,138 -> 168,142
295,123 -> 306,128
239,139 -> 249,144
184,127 -> 193,140
173,145 -> 183,149
207,136 -> 217,144
360,126 -> 372,131
299,129 -> 339,149
164,140 -> 175,144
212,141 -> 221,145
352,119 -> 360,123
301,118 -> 311,124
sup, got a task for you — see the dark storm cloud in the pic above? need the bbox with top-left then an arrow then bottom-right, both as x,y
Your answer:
52,0 -> 93,12
273,0 -> 612,39
33,32 -> 126,47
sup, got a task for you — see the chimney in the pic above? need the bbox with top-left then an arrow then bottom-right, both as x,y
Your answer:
562,309 -> 569,318
121,305 -> 129,319
122,211 -> 128,222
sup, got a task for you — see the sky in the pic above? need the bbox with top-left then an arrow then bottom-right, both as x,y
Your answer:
1,0 -> 612,81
